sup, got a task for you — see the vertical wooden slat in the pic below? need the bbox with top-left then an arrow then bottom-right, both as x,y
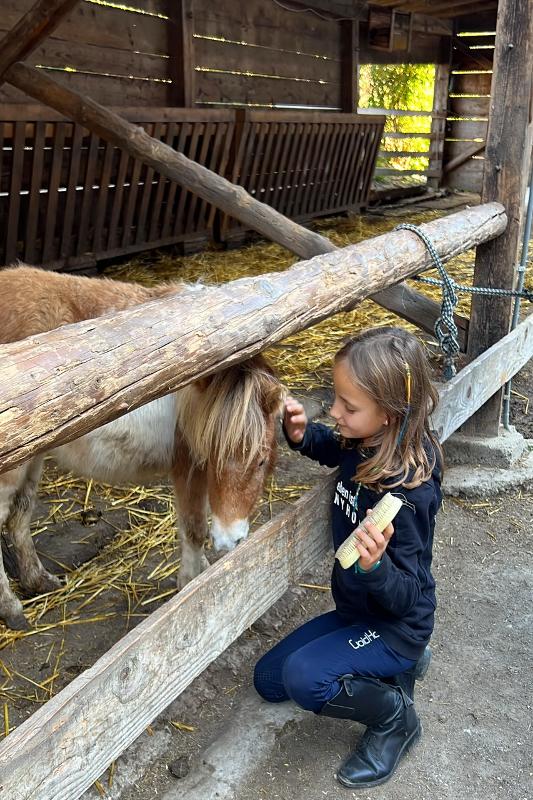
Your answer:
107,147 -> 131,250
149,122 -> 177,241
173,120 -> 200,236
253,121 -> 276,207
336,123 -> 359,208
5,121 -> 25,264
261,121 -> 284,209
184,121 -> 214,232
291,123 -> 313,218
42,122 -> 66,263
136,122 -> 163,244
270,122 -> 296,215
24,121 -> 46,264
121,152 -> 144,249
346,125 -> 366,205
197,121 -> 225,230
161,122 -> 189,238
287,122 -> 308,218
93,140 -> 115,254
301,122 -> 326,217
78,133 -> 100,254
167,0 -> 194,107
0,124 -> 6,264
60,123 -> 84,259
326,124 -> 350,211
317,123 -> 338,210
357,125 -> 376,205
361,124 -> 382,202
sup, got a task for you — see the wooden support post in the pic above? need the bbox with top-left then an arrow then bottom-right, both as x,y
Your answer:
340,19 -> 359,113
167,0 -> 194,107
464,0 -> 533,436
0,203 -> 506,472
3,62 -> 469,343
0,0 -> 80,84
427,59 -> 450,190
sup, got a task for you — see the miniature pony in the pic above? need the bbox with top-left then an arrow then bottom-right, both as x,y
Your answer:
0,266 -> 284,630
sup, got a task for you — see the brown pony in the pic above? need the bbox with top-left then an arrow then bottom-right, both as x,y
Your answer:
0,266 -> 284,630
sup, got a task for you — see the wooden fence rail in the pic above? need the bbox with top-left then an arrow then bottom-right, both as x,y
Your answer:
0,106 -> 384,269
0,201 -> 506,474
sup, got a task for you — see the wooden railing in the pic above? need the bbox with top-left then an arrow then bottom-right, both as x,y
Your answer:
0,107 -> 384,270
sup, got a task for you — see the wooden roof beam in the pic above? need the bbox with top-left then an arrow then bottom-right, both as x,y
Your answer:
0,0 -> 80,87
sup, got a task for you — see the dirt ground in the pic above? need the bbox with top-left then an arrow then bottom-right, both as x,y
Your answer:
1,197 -> 532,800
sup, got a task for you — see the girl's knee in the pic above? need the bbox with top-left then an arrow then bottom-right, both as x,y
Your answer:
253,660 -> 288,704
282,652 -> 331,713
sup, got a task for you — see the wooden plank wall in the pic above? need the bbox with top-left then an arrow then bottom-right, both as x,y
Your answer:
442,12 -> 497,192
0,0 -> 175,107
192,0 -> 343,109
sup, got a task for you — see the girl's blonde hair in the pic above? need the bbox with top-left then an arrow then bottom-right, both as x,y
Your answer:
335,326 -> 443,491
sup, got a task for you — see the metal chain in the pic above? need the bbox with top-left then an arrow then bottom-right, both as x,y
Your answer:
395,223 -> 460,380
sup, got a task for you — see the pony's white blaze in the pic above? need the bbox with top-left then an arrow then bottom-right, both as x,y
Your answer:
51,394 -> 178,485
210,516 -> 250,551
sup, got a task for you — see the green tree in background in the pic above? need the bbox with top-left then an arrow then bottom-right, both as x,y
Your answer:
360,64 -> 435,173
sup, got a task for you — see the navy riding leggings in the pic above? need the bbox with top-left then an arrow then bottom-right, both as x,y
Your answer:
253,610 -> 415,714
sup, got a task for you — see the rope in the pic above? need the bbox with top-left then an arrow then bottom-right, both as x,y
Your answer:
395,223 -> 533,381
395,223 -> 460,380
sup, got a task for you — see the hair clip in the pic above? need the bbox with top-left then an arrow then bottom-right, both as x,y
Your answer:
396,362 -> 411,446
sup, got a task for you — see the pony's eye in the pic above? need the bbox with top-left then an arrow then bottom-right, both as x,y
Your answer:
258,458 -> 266,467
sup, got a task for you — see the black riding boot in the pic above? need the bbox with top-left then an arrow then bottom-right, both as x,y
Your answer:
320,675 -> 421,789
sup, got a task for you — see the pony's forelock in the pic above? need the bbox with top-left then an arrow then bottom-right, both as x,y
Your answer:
176,364 -> 283,475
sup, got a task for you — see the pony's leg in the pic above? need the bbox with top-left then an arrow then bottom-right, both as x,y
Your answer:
0,467 -> 30,629
6,456 -> 62,597
172,464 -> 210,590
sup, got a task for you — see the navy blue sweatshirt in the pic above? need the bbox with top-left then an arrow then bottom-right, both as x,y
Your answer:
287,422 -> 442,660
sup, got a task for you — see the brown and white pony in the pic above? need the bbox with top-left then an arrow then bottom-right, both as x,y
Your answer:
0,266 -> 284,630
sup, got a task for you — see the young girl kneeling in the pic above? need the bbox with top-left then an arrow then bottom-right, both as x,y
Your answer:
253,326 -> 442,789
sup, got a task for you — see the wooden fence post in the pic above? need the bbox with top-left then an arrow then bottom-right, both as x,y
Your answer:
464,0 -> 533,436
167,0 -> 195,107
340,19 -> 359,113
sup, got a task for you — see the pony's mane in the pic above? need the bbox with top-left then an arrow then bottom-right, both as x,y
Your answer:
176,360 -> 284,475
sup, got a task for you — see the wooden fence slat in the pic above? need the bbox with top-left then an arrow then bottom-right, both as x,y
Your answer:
121,152 -> 145,249
148,122 -> 177,242
135,122 -> 163,245
160,122 -> 189,239
92,139 -> 115,254
42,122 -> 66,263
24,121 -> 46,264
77,133 -> 100,254
107,147 -> 130,250
58,123 -> 84,260
5,121 -> 25,263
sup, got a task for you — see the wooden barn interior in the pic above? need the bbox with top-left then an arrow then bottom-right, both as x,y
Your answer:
0,2 -> 531,797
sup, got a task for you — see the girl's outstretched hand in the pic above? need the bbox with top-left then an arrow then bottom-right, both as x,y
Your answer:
283,396 -> 308,443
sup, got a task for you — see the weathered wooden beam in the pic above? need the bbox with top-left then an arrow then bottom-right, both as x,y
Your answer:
3,60 -> 466,341
443,141 -> 485,174
0,0 -> 80,86
0,203 -> 506,474
0,306 -> 530,800
340,18 -> 359,112
464,0 -> 532,436
432,312 -> 533,442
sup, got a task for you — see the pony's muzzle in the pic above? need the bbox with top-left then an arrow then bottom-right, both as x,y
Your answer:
210,517 -> 249,551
